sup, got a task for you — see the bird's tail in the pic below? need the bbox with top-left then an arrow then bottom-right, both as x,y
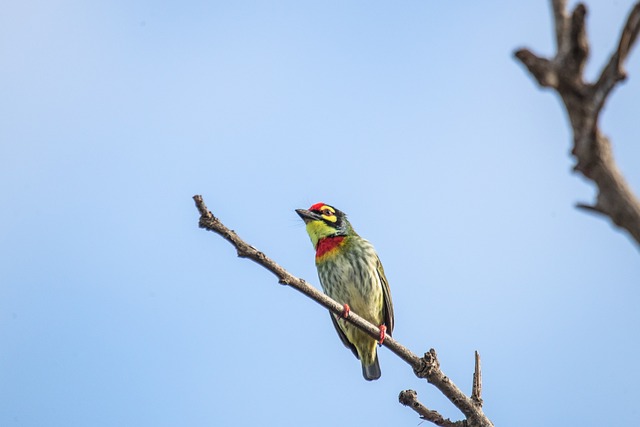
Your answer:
361,355 -> 381,381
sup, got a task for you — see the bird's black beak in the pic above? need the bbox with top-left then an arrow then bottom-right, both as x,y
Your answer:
296,208 -> 321,224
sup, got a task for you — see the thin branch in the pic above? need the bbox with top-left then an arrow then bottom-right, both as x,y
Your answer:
617,3 -> 640,60
515,0 -> 640,247
569,4 -> 589,76
552,0 -> 569,52
575,202 -> 608,216
471,351 -> 483,407
399,390 -> 463,427
594,2 -> 640,112
193,195 -> 494,427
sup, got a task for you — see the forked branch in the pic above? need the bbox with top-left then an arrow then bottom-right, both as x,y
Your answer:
193,195 -> 493,427
399,390 -> 462,427
515,0 -> 640,247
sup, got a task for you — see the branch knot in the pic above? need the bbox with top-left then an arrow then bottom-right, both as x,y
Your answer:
414,348 -> 440,379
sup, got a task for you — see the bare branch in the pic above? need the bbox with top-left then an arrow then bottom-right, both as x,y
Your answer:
513,49 -> 558,88
193,195 -> 494,427
618,3 -> 640,61
412,349 -> 492,425
571,6 -> 589,65
399,390 -> 463,427
552,0 -> 569,52
515,1 -> 640,247
594,2 -> 640,113
576,202 -> 608,216
471,351 -> 483,406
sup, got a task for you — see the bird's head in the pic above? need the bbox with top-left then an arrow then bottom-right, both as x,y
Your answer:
295,202 -> 353,248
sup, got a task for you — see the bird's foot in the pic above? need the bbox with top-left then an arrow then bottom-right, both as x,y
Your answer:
340,304 -> 350,319
378,324 -> 387,346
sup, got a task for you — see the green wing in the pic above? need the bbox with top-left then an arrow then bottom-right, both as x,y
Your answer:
376,256 -> 394,335
329,313 -> 360,359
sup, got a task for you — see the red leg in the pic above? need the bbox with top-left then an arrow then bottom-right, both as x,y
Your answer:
340,304 -> 350,319
378,324 -> 387,346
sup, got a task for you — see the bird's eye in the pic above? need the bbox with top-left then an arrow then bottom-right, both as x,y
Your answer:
322,209 -> 333,217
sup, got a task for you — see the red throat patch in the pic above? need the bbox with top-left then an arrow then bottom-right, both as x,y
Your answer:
315,236 -> 345,259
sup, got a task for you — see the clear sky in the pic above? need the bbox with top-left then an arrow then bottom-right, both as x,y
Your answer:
1,1 -> 639,426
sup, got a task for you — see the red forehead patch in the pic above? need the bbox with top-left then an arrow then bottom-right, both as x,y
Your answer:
309,202 -> 326,211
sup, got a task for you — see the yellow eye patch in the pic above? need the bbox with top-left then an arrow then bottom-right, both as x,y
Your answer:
319,205 -> 337,222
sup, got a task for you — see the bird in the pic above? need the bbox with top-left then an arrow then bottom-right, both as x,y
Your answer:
296,202 -> 394,381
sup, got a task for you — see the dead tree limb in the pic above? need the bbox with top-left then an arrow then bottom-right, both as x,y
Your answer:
515,0 -> 640,247
399,389 -> 462,427
193,195 -> 493,427
471,351 -> 483,406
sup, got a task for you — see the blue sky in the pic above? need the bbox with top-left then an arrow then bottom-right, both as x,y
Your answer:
1,1 -> 639,426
